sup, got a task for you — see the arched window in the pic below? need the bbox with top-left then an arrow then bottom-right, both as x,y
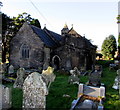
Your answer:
21,44 -> 29,59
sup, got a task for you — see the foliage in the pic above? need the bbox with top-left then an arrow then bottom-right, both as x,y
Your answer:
118,35 -> 120,54
101,35 -> 117,59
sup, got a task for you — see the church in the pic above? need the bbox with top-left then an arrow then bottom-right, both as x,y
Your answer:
9,22 -> 97,71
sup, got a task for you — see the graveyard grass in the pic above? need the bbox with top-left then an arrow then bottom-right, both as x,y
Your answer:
3,60 -> 120,109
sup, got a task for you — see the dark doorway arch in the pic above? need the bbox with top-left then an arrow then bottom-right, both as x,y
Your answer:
52,55 -> 61,70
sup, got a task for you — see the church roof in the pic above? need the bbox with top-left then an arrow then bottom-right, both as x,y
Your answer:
31,25 -> 62,48
68,27 -> 82,37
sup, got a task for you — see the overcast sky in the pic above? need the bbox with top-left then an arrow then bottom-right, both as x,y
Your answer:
1,0 -> 119,50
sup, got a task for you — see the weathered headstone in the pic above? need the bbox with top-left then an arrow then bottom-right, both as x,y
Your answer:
13,68 -> 25,88
87,66 -> 102,87
0,84 -> 11,109
23,72 -> 48,108
0,63 -> 7,74
0,64 -> 4,74
41,66 -> 56,89
70,67 -> 80,76
78,84 -> 105,98
71,83 -> 105,110
8,65 -> 14,75
68,67 -> 80,84
112,69 -> 120,99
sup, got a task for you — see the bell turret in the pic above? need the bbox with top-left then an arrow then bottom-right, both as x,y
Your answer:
61,23 -> 69,36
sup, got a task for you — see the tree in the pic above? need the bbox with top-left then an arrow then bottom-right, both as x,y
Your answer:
2,13 -> 12,63
118,34 -> 120,53
101,35 -> 117,59
2,12 -> 41,63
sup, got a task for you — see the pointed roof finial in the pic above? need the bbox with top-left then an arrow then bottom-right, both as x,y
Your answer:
71,24 -> 73,28
44,24 -> 46,28
64,23 -> 68,28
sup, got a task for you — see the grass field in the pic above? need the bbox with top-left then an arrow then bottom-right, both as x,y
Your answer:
3,60 -> 120,109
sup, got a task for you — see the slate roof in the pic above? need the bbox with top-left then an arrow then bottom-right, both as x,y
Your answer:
31,25 -> 62,48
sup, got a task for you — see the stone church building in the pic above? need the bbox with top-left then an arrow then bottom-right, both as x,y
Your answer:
9,22 -> 97,71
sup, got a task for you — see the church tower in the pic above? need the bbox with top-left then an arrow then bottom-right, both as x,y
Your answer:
61,24 -> 69,36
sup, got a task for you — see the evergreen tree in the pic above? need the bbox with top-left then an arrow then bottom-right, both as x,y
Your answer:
101,35 -> 117,59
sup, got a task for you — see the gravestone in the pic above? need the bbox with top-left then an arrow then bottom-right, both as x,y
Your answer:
0,63 -> 7,74
68,67 -> 80,84
0,84 -> 11,109
70,67 -> 80,76
71,83 -> 105,110
23,72 -> 48,108
8,65 -> 14,75
78,84 -> 105,98
113,69 -> 120,90
13,68 -> 25,88
87,66 -> 102,87
0,64 -> 4,74
41,66 -> 56,89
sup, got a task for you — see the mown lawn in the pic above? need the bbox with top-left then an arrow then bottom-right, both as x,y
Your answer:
3,60 -> 120,109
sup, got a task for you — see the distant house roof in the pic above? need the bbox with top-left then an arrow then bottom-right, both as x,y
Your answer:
31,25 -> 62,48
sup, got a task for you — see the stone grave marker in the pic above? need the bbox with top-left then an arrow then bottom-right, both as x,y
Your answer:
70,67 -> 80,76
0,63 -> 7,74
23,72 -> 48,108
68,67 -> 80,84
8,65 -> 14,75
0,84 -> 11,109
71,83 -> 105,110
87,66 -> 102,87
13,68 -> 25,88
41,66 -> 56,89
0,64 -> 4,74
112,69 -> 120,90
78,84 -> 105,98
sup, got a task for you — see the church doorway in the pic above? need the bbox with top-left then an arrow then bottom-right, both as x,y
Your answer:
52,55 -> 61,70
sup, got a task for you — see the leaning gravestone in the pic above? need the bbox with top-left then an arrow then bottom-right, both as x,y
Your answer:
8,65 -> 14,75
0,84 -> 11,109
13,68 -> 25,88
23,72 -> 48,108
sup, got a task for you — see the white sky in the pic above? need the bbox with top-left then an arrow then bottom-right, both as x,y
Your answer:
1,0 -> 119,50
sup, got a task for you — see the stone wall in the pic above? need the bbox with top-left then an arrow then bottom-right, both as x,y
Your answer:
53,36 -> 96,70
9,23 -> 44,69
